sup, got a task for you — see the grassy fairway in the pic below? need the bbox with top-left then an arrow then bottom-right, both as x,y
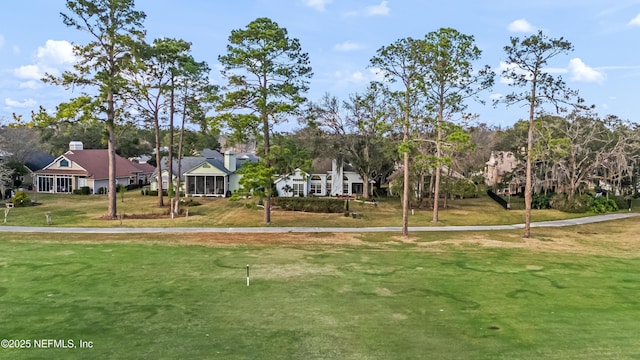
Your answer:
0,192 -> 610,228
1,227 -> 639,359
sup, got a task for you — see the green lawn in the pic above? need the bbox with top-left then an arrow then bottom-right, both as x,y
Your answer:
1,191 -> 622,228
1,229 -> 639,359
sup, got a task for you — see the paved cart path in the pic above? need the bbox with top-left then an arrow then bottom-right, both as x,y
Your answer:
0,213 -> 637,234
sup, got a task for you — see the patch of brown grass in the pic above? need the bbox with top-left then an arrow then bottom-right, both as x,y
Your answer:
3,217 -> 639,259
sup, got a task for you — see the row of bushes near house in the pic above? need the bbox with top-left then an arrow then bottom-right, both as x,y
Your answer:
73,183 -> 144,195
273,197 -> 347,213
527,192 -> 628,214
141,189 -> 168,197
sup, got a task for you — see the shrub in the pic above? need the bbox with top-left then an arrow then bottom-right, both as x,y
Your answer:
611,196 -> 628,210
549,193 -> 591,213
73,186 -> 91,195
449,179 -> 478,199
589,196 -> 618,214
11,190 -> 30,207
532,193 -> 552,209
126,183 -> 143,191
274,197 -> 345,213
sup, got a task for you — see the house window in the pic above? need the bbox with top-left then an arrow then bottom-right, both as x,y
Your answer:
310,175 -> 322,195
38,175 -> 54,192
59,159 -> 69,167
56,176 -> 72,193
326,175 -> 332,195
310,182 -> 322,195
292,183 -> 305,197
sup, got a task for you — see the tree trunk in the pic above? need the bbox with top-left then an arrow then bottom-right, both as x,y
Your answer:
402,151 -> 409,235
362,173 -> 370,199
154,114 -> 164,207
174,98 -> 188,216
168,79 -> 175,214
263,112 -> 271,225
417,172 -> 425,208
432,106 -> 443,223
362,145 -> 371,199
106,91 -> 117,219
524,84 -> 536,238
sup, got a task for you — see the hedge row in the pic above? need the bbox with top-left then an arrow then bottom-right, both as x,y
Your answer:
274,197 -> 347,213
73,186 -> 92,195
142,189 -> 168,196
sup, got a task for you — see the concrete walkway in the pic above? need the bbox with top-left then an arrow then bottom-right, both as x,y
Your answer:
0,213 -> 637,234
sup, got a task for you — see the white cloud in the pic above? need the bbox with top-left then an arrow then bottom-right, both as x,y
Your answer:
5,98 -> 37,108
303,0 -> 332,11
0,34 -> 5,48
37,40 -> 76,65
333,41 -> 366,52
13,65 -> 45,80
568,58 -> 605,83
13,64 -> 58,80
18,80 -> 43,90
507,19 -> 536,33
333,68 -> 384,86
498,61 -> 577,85
490,93 -> 503,101
366,1 -> 390,16
340,71 -> 366,84
12,40 -> 75,82
628,13 -> 640,26
544,67 -> 569,75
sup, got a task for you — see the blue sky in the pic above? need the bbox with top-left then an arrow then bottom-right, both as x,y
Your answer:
2,0 -> 640,130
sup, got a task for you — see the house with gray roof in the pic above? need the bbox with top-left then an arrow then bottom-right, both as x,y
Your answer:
151,149 -> 258,197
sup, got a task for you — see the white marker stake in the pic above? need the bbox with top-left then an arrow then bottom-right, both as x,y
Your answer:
246,264 -> 250,287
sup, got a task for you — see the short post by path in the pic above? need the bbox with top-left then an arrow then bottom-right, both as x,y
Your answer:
4,203 -> 12,223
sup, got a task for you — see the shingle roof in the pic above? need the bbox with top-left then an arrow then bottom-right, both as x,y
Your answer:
131,161 -> 155,174
200,148 -> 223,160
49,150 -> 146,180
157,156 -> 207,178
24,151 -> 55,172
312,158 -> 356,174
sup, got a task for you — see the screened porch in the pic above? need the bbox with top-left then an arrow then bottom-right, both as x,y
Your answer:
184,175 -> 227,197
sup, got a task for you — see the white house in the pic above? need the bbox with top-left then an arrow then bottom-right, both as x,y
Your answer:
275,158 -> 369,197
